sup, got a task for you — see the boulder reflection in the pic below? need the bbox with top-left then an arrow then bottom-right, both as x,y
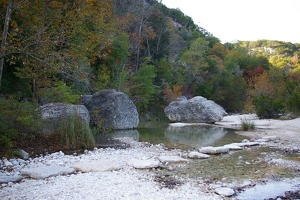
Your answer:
165,125 -> 227,148
95,129 -> 139,148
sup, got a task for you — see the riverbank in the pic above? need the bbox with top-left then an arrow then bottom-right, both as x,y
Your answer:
1,114 -> 300,199
216,114 -> 300,149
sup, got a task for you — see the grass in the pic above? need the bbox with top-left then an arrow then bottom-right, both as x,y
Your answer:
240,118 -> 256,131
57,115 -> 95,150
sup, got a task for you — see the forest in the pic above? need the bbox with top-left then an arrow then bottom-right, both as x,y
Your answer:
1,0 -> 300,155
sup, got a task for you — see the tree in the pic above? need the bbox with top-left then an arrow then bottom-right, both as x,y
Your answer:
1,0 -> 114,99
0,0 -> 14,90
130,58 -> 156,111
180,37 -> 209,95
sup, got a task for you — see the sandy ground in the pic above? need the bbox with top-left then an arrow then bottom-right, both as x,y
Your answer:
216,114 -> 300,149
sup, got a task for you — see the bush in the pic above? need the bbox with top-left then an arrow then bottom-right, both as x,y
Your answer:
41,81 -> 80,104
0,96 -> 42,156
253,95 -> 284,119
286,92 -> 300,115
56,115 -> 95,149
240,118 -> 255,131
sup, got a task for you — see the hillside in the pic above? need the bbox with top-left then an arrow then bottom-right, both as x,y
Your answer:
1,0 -> 300,155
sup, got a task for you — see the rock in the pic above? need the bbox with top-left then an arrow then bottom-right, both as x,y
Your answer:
18,149 -> 30,160
0,174 -> 22,183
40,103 -> 90,134
164,96 -> 227,123
127,159 -> 160,169
231,142 -> 260,147
215,187 -> 235,197
71,160 -> 122,172
83,89 -> 139,130
158,156 -> 189,163
3,159 -> 13,167
199,146 -> 229,155
80,95 -> 92,105
262,136 -> 280,141
21,165 -> 75,179
223,144 -> 243,150
188,152 -> 210,159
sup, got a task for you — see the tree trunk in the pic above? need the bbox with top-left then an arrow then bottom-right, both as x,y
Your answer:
0,0 -> 13,91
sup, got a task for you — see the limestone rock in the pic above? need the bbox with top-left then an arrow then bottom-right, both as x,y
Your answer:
40,103 -> 90,134
164,96 -> 227,123
127,159 -> 160,169
231,142 -> 260,147
188,152 -> 210,159
18,149 -> 30,160
215,187 -> 235,197
0,174 -> 22,183
21,165 -> 75,179
199,146 -> 229,155
71,160 -> 122,172
83,89 -> 139,130
223,144 -> 243,150
158,156 -> 189,163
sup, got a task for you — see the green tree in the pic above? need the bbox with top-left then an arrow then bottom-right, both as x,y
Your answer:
180,37 -> 209,94
131,58 -> 156,111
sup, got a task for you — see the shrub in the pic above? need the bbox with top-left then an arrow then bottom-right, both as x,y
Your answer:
41,81 -> 80,104
252,95 -> 284,119
240,118 -> 256,131
286,92 -> 300,115
0,96 -> 42,156
56,115 -> 95,149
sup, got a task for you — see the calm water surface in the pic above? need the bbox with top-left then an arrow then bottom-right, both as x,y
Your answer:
95,121 -> 248,149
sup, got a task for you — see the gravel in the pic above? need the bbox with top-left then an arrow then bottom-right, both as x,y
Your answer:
0,140 -> 222,200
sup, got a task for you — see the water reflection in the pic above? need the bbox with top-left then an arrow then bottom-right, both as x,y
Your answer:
164,125 -> 227,148
95,129 -> 139,148
95,123 -> 247,149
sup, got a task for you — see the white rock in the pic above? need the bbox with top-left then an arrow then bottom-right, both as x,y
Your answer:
231,142 -> 260,147
262,136 -> 280,141
199,146 -> 229,155
223,144 -> 243,150
255,138 -> 268,142
158,156 -> 189,163
127,159 -> 160,169
215,187 -> 235,197
71,160 -> 122,172
0,174 -> 22,183
18,149 -> 30,160
21,165 -> 75,179
242,139 -> 250,143
3,159 -> 13,167
188,152 -> 210,159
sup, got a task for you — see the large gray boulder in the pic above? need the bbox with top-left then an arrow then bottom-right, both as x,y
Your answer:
164,96 -> 227,123
40,103 -> 90,134
83,89 -> 139,130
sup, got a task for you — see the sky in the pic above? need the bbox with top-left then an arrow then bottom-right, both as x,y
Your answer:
161,0 -> 300,44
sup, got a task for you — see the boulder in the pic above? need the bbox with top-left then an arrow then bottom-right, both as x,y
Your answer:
40,103 -> 90,134
83,89 -> 139,130
164,96 -> 227,123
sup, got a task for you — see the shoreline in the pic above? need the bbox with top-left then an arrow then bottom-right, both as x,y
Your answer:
1,114 -> 300,199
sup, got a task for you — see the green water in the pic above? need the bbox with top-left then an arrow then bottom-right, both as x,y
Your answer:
95,122 -> 248,150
